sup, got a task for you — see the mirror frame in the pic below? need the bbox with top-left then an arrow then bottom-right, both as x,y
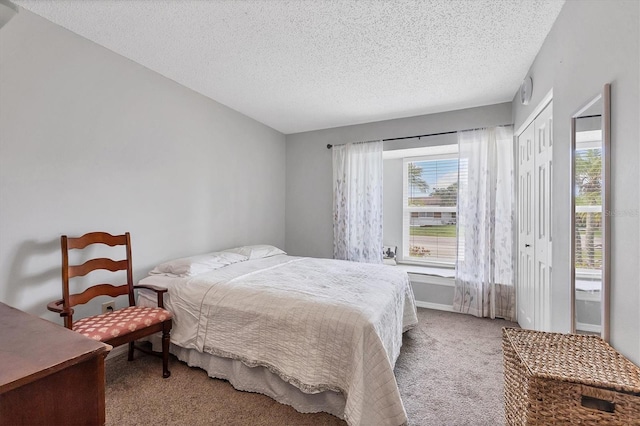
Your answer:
570,84 -> 611,341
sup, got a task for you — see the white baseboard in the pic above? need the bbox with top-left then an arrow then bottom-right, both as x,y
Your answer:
105,344 -> 128,360
415,300 -> 455,312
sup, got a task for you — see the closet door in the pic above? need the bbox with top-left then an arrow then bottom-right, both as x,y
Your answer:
517,101 -> 553,331
517,121 -> 535,330
533,103 -> 553,331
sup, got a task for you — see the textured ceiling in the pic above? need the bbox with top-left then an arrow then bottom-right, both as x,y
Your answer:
14,0 -> 565,134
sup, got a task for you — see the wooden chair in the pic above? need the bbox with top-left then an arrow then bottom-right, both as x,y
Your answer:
47,231 -> 173,378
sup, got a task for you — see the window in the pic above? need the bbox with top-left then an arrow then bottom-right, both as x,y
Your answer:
402,148 -> 464,266
574,140 -> 602,279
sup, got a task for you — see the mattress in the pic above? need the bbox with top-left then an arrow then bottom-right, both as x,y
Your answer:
137,254 -> 417,426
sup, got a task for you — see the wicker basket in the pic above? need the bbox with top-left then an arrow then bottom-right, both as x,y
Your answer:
502,328 -> 640,425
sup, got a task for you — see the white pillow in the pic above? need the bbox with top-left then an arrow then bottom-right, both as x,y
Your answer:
223,244 -> 286,260
150,251 -> 247,277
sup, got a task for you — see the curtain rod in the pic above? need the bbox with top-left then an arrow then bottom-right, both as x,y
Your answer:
326,123 -> 513,149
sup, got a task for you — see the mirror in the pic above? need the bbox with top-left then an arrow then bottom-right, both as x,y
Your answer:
571,84 -> 610,341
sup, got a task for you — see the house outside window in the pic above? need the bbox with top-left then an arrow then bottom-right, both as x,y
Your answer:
402,150 -> 464,266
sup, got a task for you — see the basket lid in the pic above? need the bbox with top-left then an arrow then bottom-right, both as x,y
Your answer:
503,328 -> 640,394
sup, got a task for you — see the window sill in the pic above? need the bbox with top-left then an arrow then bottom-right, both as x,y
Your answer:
576,279 -> 601,292
395,263 -> 455,279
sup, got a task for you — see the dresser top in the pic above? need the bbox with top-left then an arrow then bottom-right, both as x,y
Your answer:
0,302 -> 110,393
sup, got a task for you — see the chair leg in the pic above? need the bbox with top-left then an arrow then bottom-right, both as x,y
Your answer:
128,341 -> 135,361
162,324 -> 171,378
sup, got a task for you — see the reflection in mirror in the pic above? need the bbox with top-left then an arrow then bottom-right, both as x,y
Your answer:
571,84 -> 610,341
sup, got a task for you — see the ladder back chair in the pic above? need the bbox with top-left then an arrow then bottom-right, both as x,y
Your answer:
47,231 -> 173,378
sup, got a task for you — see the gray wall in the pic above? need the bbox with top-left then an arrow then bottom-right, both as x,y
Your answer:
0,11 -> 286,319
285,103 -> 512,258
512,0 -> 639,363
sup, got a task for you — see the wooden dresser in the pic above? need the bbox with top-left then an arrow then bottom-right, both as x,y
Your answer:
0,302 -> 111,425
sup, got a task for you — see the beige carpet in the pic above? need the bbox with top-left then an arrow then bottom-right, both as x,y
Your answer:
105,308 -> 515,425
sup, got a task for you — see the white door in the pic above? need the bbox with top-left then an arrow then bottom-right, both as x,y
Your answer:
534,103 -> 553,331
517,121 -> 535,329
517,101 -> 553,331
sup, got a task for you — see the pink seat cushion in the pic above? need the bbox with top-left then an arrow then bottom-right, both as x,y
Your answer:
73,306 -> 173,342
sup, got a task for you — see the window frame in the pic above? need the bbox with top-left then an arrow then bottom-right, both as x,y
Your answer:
401,151 -> 459,268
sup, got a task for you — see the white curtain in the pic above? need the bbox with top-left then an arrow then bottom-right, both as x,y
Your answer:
332,141 -> 383,263
453,126 -> 516,320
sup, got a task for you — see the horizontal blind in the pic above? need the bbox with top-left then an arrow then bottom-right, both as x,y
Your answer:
404,156 -> 459,264
574,146 -> 602,274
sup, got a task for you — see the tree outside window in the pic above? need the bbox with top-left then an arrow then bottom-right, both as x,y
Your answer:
403,156 -> 460,265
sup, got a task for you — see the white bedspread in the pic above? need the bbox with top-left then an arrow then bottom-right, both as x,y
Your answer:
139,255 -> 418,426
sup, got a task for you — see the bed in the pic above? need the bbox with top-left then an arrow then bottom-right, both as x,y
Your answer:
136,245 -> 418,426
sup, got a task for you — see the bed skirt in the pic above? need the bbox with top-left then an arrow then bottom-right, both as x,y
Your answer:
146,336 -> 346,419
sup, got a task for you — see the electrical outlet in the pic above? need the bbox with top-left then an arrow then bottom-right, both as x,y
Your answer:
101,301 -> 115,314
